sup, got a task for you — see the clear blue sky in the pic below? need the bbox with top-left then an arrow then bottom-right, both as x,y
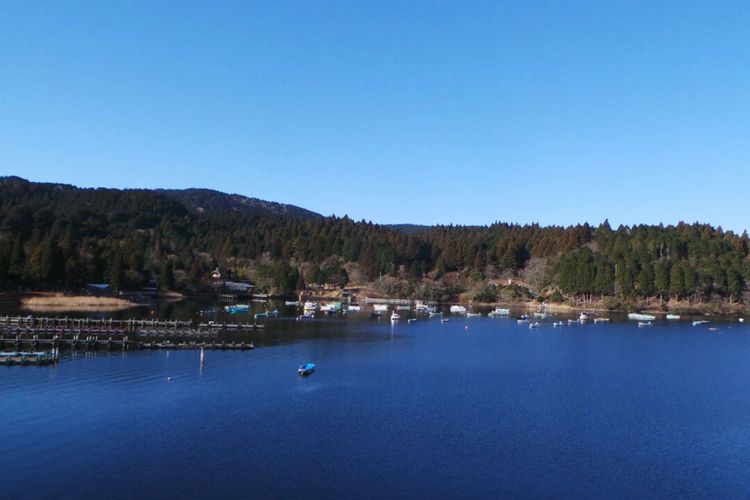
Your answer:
2,1 -> 749,231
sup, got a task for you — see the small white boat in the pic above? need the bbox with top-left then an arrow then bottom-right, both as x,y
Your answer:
533,312 -> 547,318
428,311 -> 443,318
466,312 -> 481,318
553,321 -> 564,327
517,315 -> 529,324
396,305 -> 411,311
528,322 -> 540,329
373,304 -> 389,312
567,319 -> 579,324
666,314 -> 680,320
692,320 -> 709,326
347,304 -> 362,312
450,305 -> 467,315
488,308 -> 510,317
638,321 -> 653,327
303,301 -> 319,312
407,318 -> 417,324
578,312 -> 589,322
416,303 -> 437,315
390,311 -> 401,322
593,318 -> 610,323
285,300 -> 299,306
440,318 -> 449,323
628,313 -> 656,321
740,318 -> 745,323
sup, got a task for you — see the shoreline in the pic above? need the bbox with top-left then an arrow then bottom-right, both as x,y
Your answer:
18,293 -> 142,312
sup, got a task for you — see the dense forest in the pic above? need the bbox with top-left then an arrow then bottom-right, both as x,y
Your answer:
1,177 -> 748,306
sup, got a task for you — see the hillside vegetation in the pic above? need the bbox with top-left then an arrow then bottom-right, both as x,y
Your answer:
0,177 -> 748,308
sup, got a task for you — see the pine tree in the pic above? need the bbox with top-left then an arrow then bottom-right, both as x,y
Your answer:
669,263 -> 684,299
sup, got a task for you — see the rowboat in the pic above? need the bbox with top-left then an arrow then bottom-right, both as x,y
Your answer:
298,363 -> 316,376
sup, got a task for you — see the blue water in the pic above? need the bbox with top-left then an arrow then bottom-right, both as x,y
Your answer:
3,317 -> 750,498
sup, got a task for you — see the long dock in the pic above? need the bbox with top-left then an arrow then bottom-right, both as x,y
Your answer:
0,315 -> 264,354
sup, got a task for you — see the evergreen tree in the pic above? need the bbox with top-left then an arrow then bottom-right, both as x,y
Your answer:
669,263 -> 685,298
110,252 -> 125,291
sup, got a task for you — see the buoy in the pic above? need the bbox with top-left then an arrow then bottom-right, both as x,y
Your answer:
464,325 -> 468,330
167,376 -> 173,382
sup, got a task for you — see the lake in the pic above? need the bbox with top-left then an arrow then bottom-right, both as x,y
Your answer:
3,307 -> 750,498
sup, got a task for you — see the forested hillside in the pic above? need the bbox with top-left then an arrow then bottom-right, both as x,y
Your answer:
0,177 -> 748,305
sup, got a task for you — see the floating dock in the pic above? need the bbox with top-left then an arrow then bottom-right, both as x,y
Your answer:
0,315 -> 264,355
0,350 -> 59,366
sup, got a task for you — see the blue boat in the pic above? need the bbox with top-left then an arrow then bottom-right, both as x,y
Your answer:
226,304 -> 249,314
298,363 -> 316,376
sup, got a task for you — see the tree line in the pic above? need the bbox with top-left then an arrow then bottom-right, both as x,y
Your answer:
0,177 -> 747,302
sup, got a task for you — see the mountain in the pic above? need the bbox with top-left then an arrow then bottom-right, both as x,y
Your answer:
156,188 -> 321,219
0,177 -> 320,220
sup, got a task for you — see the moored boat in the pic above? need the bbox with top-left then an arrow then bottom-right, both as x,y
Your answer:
593,318 -> 610,323
303,301 -> 319,312
390,311 -> 401,322
517,315 -> 529,324
638,321 -> 653,327
488,308 -> 510,317
320,302 -> 342,314
692,320 -> 709,326
628,313 -> 656,321
254,309 -> 279,320
666,314 -> 680,320
449,305 -> 467,315
226,304 -> 250,314
466,312 -> 481,318
416,303 -> 437,315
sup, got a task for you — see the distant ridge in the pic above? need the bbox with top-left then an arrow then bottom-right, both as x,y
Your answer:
0,177 -> 320,220
384,224 -> 433,234
156,188 -> 320,219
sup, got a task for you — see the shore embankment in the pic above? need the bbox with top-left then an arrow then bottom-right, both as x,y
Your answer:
19,293 -> 140,312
